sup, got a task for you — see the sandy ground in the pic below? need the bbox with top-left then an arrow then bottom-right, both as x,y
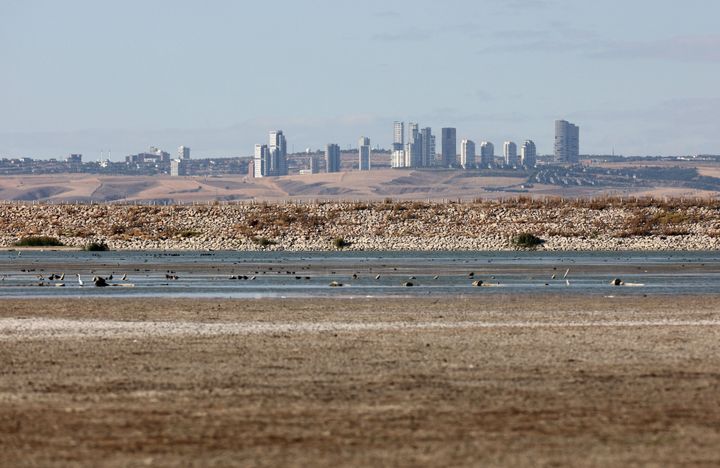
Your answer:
4,168 -> 717,203
1,296 -> 720,467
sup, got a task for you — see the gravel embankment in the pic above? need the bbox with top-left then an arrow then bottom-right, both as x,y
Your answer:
1,200 -> 719,250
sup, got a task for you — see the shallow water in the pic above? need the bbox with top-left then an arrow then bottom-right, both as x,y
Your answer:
0,250 -> 719,298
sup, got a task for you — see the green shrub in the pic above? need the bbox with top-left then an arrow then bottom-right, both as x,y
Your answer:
252,237 -> 277,247
333,237 -> 351,249
83,241 -> 110,251
13,236 -> 64,247
178,230 -> 201,238
513,233 -> 545,249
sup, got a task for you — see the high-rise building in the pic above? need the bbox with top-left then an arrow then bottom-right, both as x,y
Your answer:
253,144 -> 270,178
403,123 -> 421,168
408,123 -> 419,144
405,140 -> 422,168
480,141 -> 495,167
441,128 -> 457,167
269,130 -> 288,176
460,139 -> 475,169
503,141 -> 517,167
393,121 -> 405,151
170,159 -> 187,177
521,140 -> 537,167
554,120 -> 579,163
178,146 -> 191,160
309,155 -> 319,174
391,150 -> 406,168
358,137 -> 371,171
326,143 -> 341,173
420,127 -> 434,167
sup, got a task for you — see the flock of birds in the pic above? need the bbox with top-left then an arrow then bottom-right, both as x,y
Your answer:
2,265 -> 637,289
15,272 -> 132,287
226,266 -> 582,288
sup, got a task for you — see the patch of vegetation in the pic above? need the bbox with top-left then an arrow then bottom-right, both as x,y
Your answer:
617,209 -> 695,237
83,241 -> 110,251
177,230 -> 202,238
333,237 -> 351,249
13,236 -> 64,247
251,237 -> 277,247
512,233 -> 545,249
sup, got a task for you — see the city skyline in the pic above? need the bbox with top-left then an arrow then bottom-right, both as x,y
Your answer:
1,1 -> 718,158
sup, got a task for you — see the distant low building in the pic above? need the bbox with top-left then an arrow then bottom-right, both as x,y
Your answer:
126,146 -> 171,165
66,154 -> 82,164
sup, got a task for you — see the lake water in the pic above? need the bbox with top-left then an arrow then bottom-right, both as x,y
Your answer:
0,250 -> 718,299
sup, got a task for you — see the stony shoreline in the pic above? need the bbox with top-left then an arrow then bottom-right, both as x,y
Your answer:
1,199 -> 720,251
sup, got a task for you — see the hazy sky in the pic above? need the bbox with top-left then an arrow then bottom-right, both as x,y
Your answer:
1,0 -> 719,159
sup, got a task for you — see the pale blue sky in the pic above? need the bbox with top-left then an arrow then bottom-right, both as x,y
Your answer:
1,0 -> 719,159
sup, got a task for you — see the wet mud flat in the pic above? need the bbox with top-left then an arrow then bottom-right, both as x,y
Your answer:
1,296 -> 719,467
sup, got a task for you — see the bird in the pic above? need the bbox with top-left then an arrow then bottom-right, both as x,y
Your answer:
563,268 -> 570,279
566,279 -> 571,286
433,275 -> 439,280
121,274 -> 127,281
108,273 -> 113,280
375,274 -> 381,280
59,273 -> 65,281
76,274 -> 84,287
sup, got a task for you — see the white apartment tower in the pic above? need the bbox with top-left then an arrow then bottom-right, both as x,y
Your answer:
393,121 -> 405,151
405,122 -> 421,168
460,139 -> 476,169
521,140 -> 537,167
554,120 -> 580,163
358,136 -> 371,171
391,150 -> 406,168
177,146 -> 191,160
503,141 -> 518,167
480,141 -> 495,167
253,144 -> 270,178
